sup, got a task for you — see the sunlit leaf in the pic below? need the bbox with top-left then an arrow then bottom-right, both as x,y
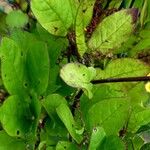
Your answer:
31,0 -> 78,36
60,63 -> 96,98
88,9 -> 138,54
75,2 -> 88,56
95,58 -> 150,79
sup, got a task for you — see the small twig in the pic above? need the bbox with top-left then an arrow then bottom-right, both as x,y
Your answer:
91,76 -> 150,84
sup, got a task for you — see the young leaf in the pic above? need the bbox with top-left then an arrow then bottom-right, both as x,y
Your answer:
88,9 -> 138,54
56,103 -> 83,144
60,63 -> 96,99
6,10 -> 28,28
88,127 -> 106,150
0,130 -> 26,150
31,0 -> 78,36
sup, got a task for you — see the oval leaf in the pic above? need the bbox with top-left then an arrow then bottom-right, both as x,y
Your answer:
88,9 -> 138,54
31,0 -> 77,36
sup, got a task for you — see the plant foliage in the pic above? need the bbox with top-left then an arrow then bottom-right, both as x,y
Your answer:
0,0 -> 150,149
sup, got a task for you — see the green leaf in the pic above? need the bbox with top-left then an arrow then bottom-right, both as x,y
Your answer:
80,84 -> 127,133
40,118 -> 68,147
98,135 -> 125,150
0,35 -> 50,96
130,39 -> 150,56
26,40 -> 49,95
88,127 -> 106,150
41,94 -> 69,143
140,143 -> 150,150
60,63 -> 96,98
42,94 -> 67,117
0,12 -> 7,36
128,107 -> 150,133
0,37 -> 27,96
80,0 -> 96,28
0,95 -> 35,138
88,9 -> 138,54
56,141 -> 78,150
6,10 -> 28,28
140,0 -> 148,27
31,0 -> 77,36
95,58 -> 149,105
123,0 -> 133,8
88,97 -> 129,134
95,58 -> 150,79
139,29 -> 150,38
132,135 -> 144,150
12,30 -> 50,95
56,103 -> 83,143
35,23 -> 69,67
75,2 -> 88,56
0,130 -> 26,150
108,0 -> 122,9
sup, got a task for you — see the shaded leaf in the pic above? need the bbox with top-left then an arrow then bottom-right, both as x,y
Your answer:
0,95 -> 35,138
26,40 -> 49,95
0,130 -> 26,150
6,10 -> 28,28
56,141 -> 78,150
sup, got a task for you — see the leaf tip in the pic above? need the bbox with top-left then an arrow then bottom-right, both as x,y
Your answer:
128,8 -> 139,23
